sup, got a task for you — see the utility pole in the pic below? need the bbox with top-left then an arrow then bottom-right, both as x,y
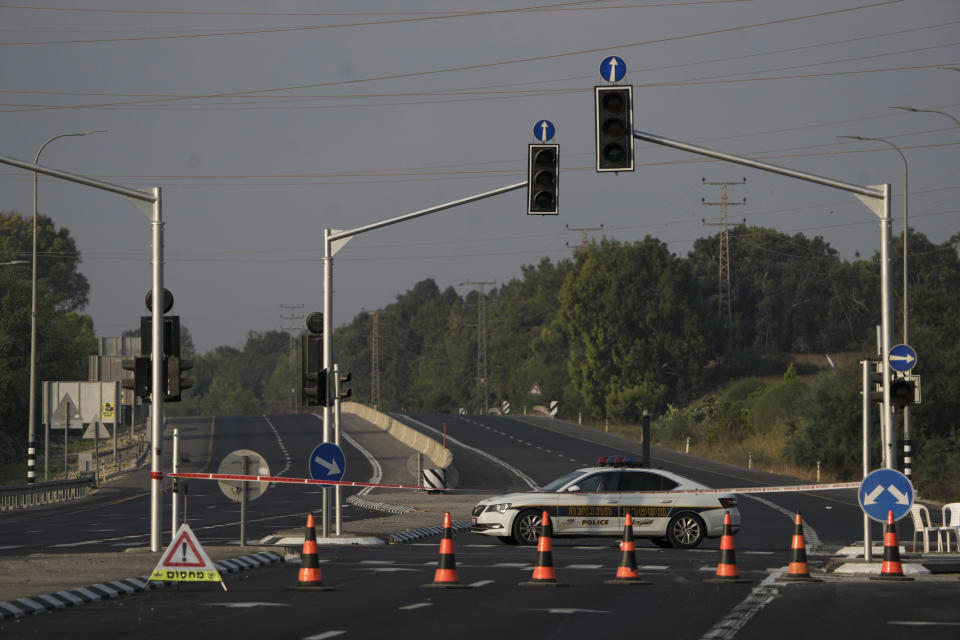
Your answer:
460,280 -> 495,415
701,178 -> 746,351
370,310 -> 381,409
565,223 -> 604,250
281,304 -> 304,412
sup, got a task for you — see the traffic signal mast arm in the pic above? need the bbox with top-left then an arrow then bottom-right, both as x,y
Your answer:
629,128 -> 896,469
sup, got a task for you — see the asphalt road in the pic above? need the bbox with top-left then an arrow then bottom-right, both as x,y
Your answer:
2,411 -> 958,639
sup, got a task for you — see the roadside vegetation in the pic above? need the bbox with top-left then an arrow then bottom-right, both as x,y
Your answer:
2,210 -> 958,501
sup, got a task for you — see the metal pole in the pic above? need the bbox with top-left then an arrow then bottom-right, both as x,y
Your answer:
334,363 -> 342,536
240,455 -> 248,547
150,187 -> 164,551
322,229 -> 332,539
879,186 -> 894,469
171,428 -> 180,536
28,131 -> 104,484
862,361 -> 872,563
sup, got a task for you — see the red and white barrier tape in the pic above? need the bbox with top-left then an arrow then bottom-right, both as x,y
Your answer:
168,472 -> 860,495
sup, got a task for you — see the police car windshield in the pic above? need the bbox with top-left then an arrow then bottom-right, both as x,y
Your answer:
539,470 -> 589,492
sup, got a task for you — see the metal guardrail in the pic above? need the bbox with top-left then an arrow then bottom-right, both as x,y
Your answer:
0,474 -> 95,512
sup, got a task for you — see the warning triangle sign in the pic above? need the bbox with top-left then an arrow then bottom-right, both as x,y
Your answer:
529,383 -> 543,396
149,523 -> 224,586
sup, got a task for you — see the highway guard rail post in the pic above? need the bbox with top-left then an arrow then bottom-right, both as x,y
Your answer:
0,474 -> 95,512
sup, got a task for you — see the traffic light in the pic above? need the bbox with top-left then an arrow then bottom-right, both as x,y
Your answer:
338,371 -> 352,401
868,361 -> 885,404
301,312 -> 327,407
527,144 -> 559,215
890,376 -> 916,407
166,355 -> 193,402
139,315 -> 181,357
121,356 -> 151,400
594,85 -> 634,172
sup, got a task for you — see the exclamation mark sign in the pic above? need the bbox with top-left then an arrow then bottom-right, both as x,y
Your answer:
181,542 -> 188,562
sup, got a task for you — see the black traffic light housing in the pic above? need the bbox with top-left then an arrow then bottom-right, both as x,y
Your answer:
301,312 -> 327,407
121,356 -> 151,400
868,361 -> 885,404
594,85 -> 634,172
338,371 -> 352,401
890,376 -> 916,407
166,355 -> 193,402
527,144 -> 559,215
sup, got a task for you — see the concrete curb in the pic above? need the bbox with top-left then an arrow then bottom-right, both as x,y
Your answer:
0,551 -> 285,621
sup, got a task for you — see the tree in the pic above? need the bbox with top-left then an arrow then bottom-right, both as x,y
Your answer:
0,212 -> 93,462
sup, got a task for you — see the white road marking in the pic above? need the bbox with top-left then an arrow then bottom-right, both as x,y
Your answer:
399,602 -> 433,611
205,602 -> 292,608
469,579 -> 494,587
302,632 -> 346,640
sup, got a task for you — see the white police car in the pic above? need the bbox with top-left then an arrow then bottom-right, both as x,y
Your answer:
471,456 -> 740,547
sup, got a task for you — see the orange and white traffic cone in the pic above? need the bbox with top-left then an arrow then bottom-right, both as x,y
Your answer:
519,511 -> 567,587
871,510 -> 914,581
605,513 -> 651,585
778,512 -> 821,582
296,513 -> 331,590
705,511 -> 751,583
423,512 -> 470,589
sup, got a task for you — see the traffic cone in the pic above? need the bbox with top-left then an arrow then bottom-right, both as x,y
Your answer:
605,513 -> 651,585
519,511 -> 567,587
704,511 -> 751,583
871,510 -> 913,581
778,512 -> 821,582
423,512 -> 470,589
296,513 -> 332,590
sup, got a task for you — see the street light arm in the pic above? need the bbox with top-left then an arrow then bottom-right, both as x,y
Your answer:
890,106 -> 960,129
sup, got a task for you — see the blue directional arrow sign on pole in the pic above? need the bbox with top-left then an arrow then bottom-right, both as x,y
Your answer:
533,119 -> 556,143
888,343 -> 918,373
599,56 -> 627,84
858,468 -> 914,522
308,442 -> 346,486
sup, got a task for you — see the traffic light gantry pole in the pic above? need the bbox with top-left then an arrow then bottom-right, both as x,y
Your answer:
0,154 -> 168,551
318,180 -> 527,536
629,129 -> 896,470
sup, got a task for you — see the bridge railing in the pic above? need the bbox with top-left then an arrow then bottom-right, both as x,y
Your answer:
0,474 -> 94,512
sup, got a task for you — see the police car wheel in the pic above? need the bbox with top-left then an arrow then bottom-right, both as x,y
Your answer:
667,513 -> 705,548
512,509 -> 542,545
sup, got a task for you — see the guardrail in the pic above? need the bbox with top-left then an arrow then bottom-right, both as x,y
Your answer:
0,474 -> 94,512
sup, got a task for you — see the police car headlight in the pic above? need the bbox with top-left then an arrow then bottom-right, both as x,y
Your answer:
486,503 -> 511,514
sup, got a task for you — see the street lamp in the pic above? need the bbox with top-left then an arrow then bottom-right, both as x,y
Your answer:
839,134 -> 913,476
29,129 -> 105,483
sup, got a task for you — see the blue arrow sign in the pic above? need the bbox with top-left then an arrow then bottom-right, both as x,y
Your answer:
888,344 -> 918,373
308,442 -> 346,485
533,119 -> 556,143
599,56 -> 627,83
858,468 -> 914,523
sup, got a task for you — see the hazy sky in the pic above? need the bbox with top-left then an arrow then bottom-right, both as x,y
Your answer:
2,0 -> 958,353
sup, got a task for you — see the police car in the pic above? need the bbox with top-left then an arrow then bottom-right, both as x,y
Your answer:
471,456 -> 740,547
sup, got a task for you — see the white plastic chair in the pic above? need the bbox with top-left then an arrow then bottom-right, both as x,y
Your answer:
909,504 -> 942,553
941,503 -> 960,553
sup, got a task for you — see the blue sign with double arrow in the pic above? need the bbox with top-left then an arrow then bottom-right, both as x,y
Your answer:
533,119 -> 556,143
859,468 -> 914,523
888,343 -> 917,373
308,442 -> 346,485
599,56 -> 627,84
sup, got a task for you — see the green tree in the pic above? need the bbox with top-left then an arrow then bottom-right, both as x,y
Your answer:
0,212 -> 93,462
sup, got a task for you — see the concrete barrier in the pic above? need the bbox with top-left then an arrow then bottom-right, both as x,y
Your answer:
341,402 -> 452,469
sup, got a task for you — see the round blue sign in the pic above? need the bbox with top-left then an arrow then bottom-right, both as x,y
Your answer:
599,56 -> 627,83
308,442 -> 346,486
858,468 -> 914,523
533,119 -> 556,143
888,344 -> 917,373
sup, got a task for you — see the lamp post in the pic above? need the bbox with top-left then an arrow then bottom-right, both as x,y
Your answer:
839,134 -> 911,475
29,129 -> 105,483
890,106 -> 960,129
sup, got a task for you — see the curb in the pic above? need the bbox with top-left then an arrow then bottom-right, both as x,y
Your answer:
0,551 -> 284,621
388,520 -> 472,544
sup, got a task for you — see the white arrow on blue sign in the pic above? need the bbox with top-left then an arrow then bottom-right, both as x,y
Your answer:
599,56 -> 627,83
888,343 -> 917,373
858,468 -> 914,523
308,442 -> 346,485
533,119 -> 556,143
